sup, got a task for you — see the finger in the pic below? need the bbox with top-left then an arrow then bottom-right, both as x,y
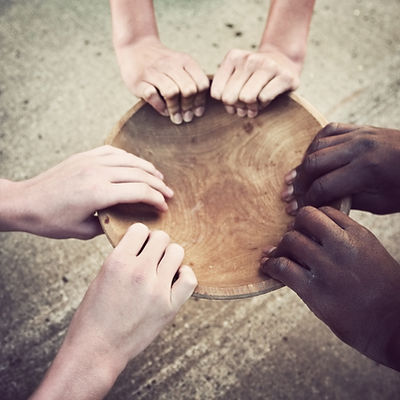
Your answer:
210,56 -> 236,100
238,69 -> 275,105
103,152 -> 164,179
114,223 -> 150,257
193,90 -> 207,117
164,67 -> 198,122
157,243 -> 185,282
171,265 -> 198,309
300,164 -> 365,209
297,142 -> 355,184
318,206 -> 359,230
274,229 -> 323,269
316,122 -> 360,139
108,167 -> 173,198
261,257 -> 309,297
292,206 -> 344,245
145,72 -> 181,124
306,132 -> 356,155
246,102 -> 259,118
106,182 -> 169,211
135,81 -> 168,117
221,69 -> 253,106
184,60 -> 209,118
139,230 -> 171,266
258,75 -> 294,106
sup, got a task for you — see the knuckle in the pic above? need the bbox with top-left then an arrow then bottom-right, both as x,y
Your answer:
227,48 -> 246,63
357,135 -> 377,151
161,85 -> 179,99
181,84 -> 197,98
239,91 -> 257,104
302,153 -> 319,173
296,206 -> 317,222
323,122 -> 339,135
221,93 -> 236,105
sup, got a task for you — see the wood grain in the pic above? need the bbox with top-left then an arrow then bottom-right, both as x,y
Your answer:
99,93 -> 350,300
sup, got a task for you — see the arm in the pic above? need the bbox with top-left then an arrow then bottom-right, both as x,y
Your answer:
110,0 -> 209,124
30,223 -> 198,399
0,145 -> 173,239
281,123 -> 400,215
262,206 -> 400,371
211,0 -> 315,118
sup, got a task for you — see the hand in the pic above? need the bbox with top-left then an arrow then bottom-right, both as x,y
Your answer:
1,145 -> 173,239
211,45 -> 300,118
281,123 -> 400,215
261,206 -> 400,371
116,36 -> 209,124
31,223 -> 198,399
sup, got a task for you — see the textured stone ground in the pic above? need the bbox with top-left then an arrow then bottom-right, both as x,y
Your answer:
0,0 -> 399,399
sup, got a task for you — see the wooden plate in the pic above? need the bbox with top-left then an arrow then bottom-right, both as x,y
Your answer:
99,93 -> 350,300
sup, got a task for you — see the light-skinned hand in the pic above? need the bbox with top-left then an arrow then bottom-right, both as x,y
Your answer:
211,45 -> 301,118
31,223 -> 198,399
0,145 -> 173,239
116,36 -> 210,124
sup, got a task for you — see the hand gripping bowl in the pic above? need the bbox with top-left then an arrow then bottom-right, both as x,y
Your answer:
99,93 -> 350,300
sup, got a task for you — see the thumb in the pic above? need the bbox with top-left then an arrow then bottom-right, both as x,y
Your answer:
171,265 -> 198,309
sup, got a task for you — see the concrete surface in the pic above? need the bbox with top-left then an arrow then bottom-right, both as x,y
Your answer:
1,0 -> 400,398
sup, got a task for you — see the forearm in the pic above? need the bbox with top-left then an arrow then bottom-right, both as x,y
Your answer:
0,179 -> 34,233
30,338 -> 124,400
260,0 -> 315,65
110,0 -> 159,48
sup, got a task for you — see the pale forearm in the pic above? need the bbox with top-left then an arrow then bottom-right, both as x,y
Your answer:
30,339 -> 124,400
0,179 -> 34,233
260,0 -> 315,65
110,0 -> 159,48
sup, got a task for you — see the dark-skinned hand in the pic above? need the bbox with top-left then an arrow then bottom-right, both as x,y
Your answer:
281,123 -> 400,215
261,206 -> 400,371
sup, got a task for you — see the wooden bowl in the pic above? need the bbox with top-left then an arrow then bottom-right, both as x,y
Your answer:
99,93 -> 350,300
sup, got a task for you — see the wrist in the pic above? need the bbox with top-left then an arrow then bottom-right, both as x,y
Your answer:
258,41 -> 306,70
113,31 -> 161,51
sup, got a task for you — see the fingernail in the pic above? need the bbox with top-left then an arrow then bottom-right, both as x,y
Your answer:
171,113 -> 183,125
237,108 -> 246,117
194,106 -> 205,117
281,185 -> 294,202
183,110 -> 194,123
225,105 -> 235,114
285,170 -> 297,184
248,110 -> 258,118
267,246 -> 277,255
161,202 -> 169,212
161,109 -> 169,117
286,200 -> 298,216
260,256 -> 269,265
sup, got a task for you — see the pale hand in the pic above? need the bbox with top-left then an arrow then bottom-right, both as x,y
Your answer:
3,145 -> 173,239
211,45 -> 300,118
30,223 -> 198,399
116,37 -> 209,124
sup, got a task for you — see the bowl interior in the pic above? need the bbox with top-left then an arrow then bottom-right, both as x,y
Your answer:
99,94 -> 344,299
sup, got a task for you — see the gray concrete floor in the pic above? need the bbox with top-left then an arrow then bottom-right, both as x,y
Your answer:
1,0 -> 400,398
